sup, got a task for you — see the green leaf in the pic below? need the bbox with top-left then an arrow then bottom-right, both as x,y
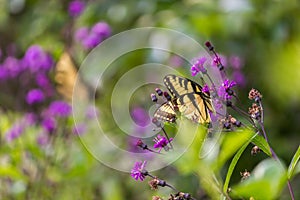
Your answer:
213,129 -> 254,171
287,145 -> 300,179
252,134 -> 272,156
231,159 -> 287,199
223,132 -> 258,194
0,166 -> 27,181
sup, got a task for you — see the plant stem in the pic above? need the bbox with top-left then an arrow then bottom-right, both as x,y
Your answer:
258,122 -> 295,200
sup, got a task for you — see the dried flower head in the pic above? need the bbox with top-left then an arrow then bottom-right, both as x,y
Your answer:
240,169 -> 251,181
251,146 -> 261,156
248,88 -> 262,102
152,196 -> 164,200
248,103 -> 261,120
148,178 -> 160,190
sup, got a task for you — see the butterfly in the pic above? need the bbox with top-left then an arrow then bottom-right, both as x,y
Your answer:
55,51 -> 91,102
153,74 -> 213,124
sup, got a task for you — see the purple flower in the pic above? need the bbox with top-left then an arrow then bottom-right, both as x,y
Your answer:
74,27 -> 89,42
2,56 -> 23,78
5,123 -> 24,142
131,107 -> 150,126
169,55 -> 183,68
26,89 -> 45,105
91,22 -> 111,38
85,105 -> 99,119
0,65 -> 8,81
212,54 -> 227,67
82,32 -> 103,50
229,55 -> 243,69
153,134 -> 173,152
72,123 -> 86,135
191,57 -> 207,76
23,45 -> 53,72
48,101 -> 72,117
202,84 -> 210,94
35,73 -> 55,97
233,71 -> 246,87
5,114 -> 35,142
218,79 -> 236,100
24,113 -> 37,125
68,0 -> 85,17
37,132 -> 49,146
42,117 -> 57,132
131,161 -> 147,181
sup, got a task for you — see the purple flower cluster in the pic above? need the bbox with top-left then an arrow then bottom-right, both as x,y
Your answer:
23,45 -> 53,73
26,89 -> 45,105
68,0 -> 85,17
218,79 -> 237,100
5,113 -> 36,142
41,101 -> 72,134
74,22 -> 111,50
131,107 -> 150,127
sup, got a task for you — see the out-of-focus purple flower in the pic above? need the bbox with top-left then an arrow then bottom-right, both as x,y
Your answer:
191,57 -> 207,76
229,55 -> 243,69
218,79 -> 236,100
131,161 -> 147,181
68,0 -> 85,17
72,123 -> 86,135
26,89 -> 45,105
91,22 -> 111,38
5,114 -> 35,142
0,65 -> 8,80
85,105 -> 99,119
169,55 -> 184,68
233,71 -> 246,87
209,111 -> 218,123
212,54 -> 227,67
37,132 -> 49,146
131,107 -> 150,126
2,56 -> 23,78
153,134 -> 173,152
74,27 -> 89,42
202,84 -> 210,94
24,113 -> 37,125
5,123 -> 24,142
23,45 -> 53,72
82,33 -> 103,49
48,101 -> 72,117
42,117 -> 57,132
35,73 -> 55,97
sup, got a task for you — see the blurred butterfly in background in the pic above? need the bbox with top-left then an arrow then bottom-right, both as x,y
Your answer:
153,74 -> 213,125
55,51 -> 91,102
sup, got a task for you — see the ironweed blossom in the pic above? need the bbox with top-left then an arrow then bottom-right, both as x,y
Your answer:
131,161 -> 148,181
47,101 -> 72,117
153,134 -> 173,152
68,0 -> 85,17
26,89 -> 45,105
23,45 -> 53,72
190,57 -> 207,76
218,79 -> 236,100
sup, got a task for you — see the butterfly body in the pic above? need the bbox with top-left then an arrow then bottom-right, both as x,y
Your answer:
153,74 -> 213,124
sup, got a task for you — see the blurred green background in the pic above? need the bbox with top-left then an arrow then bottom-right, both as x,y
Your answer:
0,0 -> 299,199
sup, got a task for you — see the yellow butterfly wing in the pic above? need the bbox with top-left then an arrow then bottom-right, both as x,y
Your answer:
163,74 -> 213,124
